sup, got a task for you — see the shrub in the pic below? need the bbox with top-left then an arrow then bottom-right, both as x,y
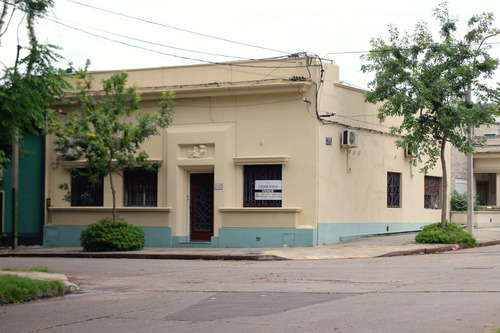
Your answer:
450,190 -> 479,211
415,222 -> 476,247
450,191 -> 467,211
80,217 -> 145,252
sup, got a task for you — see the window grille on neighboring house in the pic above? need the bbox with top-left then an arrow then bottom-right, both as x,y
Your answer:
244,165 -> 282,207
387,172 -> 401,208
424,176 -> 442,209
71,173 -> 104,206
124,169 -> 157,207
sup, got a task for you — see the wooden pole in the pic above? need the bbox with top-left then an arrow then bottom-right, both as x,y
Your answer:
466,88 -> 474,234
11,140 -> 18,249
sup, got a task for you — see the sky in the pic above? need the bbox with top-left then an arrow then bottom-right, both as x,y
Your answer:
1,0 -> 499,90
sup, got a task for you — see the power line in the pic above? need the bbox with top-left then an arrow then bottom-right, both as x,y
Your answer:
42,16 -> 317,69
330,113 -> 392,129
2,0 -> 303,68
324,41 -> 500,58
62,0 -> 291,55
175,97 -> 303,108
48,15 -> 253,61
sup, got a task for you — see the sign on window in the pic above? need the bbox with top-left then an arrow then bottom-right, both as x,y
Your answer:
255,180 -> 282,200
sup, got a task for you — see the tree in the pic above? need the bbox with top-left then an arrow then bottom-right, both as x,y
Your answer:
0,0 -> 70,171
54,64 -> 175,221
361,2 -> 500,228
1,0 -> 70,248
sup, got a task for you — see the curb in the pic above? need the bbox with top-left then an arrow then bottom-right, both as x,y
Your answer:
0,271 -> 80,297
1,240 -> 499,261
379,244 -> 460,257
0,251 -> 287,261
379,240 -> 500,257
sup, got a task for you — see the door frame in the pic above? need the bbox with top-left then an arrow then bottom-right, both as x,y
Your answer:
188,172 -> 214,241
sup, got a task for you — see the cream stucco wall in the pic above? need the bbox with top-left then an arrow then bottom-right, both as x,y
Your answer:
317,66 -> 449,225
46,57 -> 320,238
44,56 -> 451,247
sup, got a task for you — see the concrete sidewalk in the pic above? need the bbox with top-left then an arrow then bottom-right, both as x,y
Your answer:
2,227 -> 500,261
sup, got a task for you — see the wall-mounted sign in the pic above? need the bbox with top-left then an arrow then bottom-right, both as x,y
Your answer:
255,180 -> 282,200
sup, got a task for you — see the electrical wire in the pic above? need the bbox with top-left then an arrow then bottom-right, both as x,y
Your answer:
62,0 -> 291,55
332,113 -> 392,129
138,77 -> 304,90
2,0 -> 309,69
321,118 -> 402,138
334,113 -> 379,118
175,97 -> 303,108
324,41 -> 500,57
48,15 -> 253,61
41,16 -> 319,69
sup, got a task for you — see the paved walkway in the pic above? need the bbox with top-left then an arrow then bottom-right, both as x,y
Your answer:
2,228 -> 500,261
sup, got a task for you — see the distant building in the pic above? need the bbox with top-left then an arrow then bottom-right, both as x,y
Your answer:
44,56 -> 447,248
451,122 -> 500,228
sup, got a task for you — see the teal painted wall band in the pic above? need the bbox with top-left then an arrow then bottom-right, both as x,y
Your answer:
142,227 -> 172,247
44,225 -> 173,247
44,225 -> 86,246
218,227 -> 316,248
43,222 -> 431,248
317,221 -> 431,245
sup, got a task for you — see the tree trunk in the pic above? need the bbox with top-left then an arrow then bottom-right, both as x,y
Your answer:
108,161 -> 116,221
11,140 -> 18,249
440,139 -> 448,228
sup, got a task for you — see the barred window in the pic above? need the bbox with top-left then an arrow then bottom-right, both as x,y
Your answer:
387,172 -> 401,208
424,176 -> 442,209
244,165 -> 282,207
71,173 -> 103,207
124,169 -> 157,207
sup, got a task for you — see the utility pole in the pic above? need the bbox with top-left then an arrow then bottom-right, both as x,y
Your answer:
466,88 -> 474,234
11,140 -> 18,249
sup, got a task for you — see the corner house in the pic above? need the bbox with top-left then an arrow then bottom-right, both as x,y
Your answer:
44,56 -> 448,248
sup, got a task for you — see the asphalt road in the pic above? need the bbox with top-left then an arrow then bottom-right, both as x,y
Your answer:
1,245 -> 500,333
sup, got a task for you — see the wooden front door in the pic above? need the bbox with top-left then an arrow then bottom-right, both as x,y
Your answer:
190,173 -> 214,241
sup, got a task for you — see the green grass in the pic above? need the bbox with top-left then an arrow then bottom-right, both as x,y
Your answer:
1,266 -> 54,273
0,267 -> 64,305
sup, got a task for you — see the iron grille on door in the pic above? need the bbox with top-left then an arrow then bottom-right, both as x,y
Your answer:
244,165 -> 282,207
192,176 -> 213,231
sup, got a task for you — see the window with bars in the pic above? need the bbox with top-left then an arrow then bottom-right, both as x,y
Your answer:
124,169 -> 158,207
71,173 -> 104,206
244,165 -> 282,207
424,176 -> 442,209
387,172 -> 401,208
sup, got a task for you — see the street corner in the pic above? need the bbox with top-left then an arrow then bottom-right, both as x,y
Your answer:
0,270 -> 80,295
262,246 -> 397,260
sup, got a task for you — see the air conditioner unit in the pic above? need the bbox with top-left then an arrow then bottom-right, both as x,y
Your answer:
57,147 -> 79,157
55,138 -> 81,159
405,146 -> 419,158
341,129 -> 358,148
